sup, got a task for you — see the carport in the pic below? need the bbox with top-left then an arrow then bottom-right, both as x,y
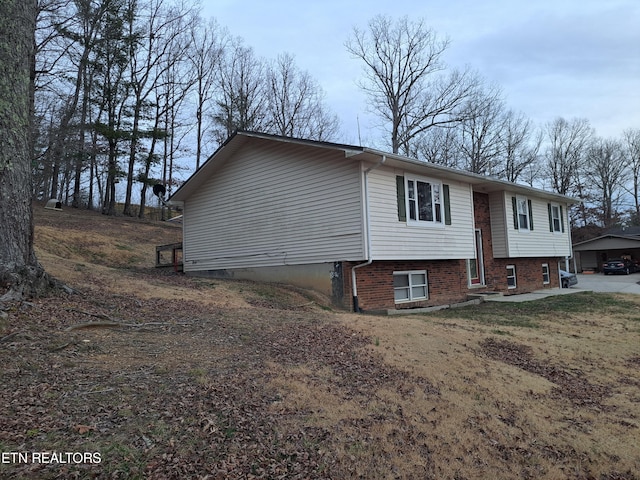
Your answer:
573,235 -> 640,272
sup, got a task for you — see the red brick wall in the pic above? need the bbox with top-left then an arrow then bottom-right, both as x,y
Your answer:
343,257 -> 562,311
343,259 -> 470,311
338,192 -> 564,312
472,192 -> 561,294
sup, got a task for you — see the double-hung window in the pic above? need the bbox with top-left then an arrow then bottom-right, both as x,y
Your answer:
512,196 -> 533,231
393,271 -> 428,303
396,175 -> 451,225
517,197 -> 530,230
407,178 -> 442,224
542,264 -> 550,284
548,203 -> 564,233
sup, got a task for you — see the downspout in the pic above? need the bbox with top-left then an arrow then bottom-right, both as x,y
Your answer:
567,203 -> 574,273
352,155 -> 386,312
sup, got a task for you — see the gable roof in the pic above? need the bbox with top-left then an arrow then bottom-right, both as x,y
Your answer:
170,131 -> 579,204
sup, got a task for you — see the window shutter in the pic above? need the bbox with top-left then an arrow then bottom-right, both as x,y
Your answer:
443,184 -> 451,225
548,204 -> 553,232
511,197 -> 518,230
560,205 -> 565,232
396,176 -> 406,222
527,199 -> 534,230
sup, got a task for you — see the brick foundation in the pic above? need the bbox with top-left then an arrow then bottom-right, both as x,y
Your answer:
343,257 -> 562,311
340,192 -> 564,312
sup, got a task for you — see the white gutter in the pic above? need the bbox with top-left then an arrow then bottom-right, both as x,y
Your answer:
351,155 -> 386,312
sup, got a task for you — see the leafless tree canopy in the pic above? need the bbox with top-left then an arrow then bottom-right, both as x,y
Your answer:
265,53 -> 339,141
346,14 -> 479,155
585,138 -> 626,227
498,110 -> 542,184
623,129 -> 640,223
7,4 -> 640,234
30,0 -> 341,217
544,117 -> 593,196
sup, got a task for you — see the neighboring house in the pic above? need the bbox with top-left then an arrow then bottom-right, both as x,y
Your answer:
169,131 -> 576,312
573,228 -> 640,272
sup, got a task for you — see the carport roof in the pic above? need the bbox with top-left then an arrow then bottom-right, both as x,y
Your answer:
573,234 -> 640,252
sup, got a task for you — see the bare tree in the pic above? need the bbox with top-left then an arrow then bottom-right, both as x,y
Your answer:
187,16 -> 226,168
622,128 -> 640,224
457,83 -> 505,175
412,127 -> 460,168
35,0 -> 110,201
498,110 -> 541,183
0,0 -> 54,300
346,14 -> 479,155
544,117 -> 593,196
585,138 -> 626,228
69,0 -> 112,208
92,0 -> 134,216
265,52 -> 339,141
156,22 -> 195,219
121,0 -> 197,216
212,37 -> 267,143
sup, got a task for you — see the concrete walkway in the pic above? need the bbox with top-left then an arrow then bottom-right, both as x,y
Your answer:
486,273 -> 640,302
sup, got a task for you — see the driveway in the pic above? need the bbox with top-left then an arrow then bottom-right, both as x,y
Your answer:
574,272 -> 640,294
487,272 -> 640,302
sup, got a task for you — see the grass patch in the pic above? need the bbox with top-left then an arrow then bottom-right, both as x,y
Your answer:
490,329 -> 512,336
423,292 -> 638,327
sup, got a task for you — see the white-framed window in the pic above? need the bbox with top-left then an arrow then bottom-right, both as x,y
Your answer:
406,177 -> 443,224
507,265 -> 517,289
542,263 -> 550,284
516,196 -> 530,230
548,203 -> 564,233
393,270 -> 428,303
396,175 -> 451,225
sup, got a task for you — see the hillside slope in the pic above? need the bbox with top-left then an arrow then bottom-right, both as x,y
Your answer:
0,205 -> 638,479
34,206 -> 253,307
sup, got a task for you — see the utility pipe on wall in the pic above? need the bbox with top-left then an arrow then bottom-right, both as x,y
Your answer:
352,155 -> 386,312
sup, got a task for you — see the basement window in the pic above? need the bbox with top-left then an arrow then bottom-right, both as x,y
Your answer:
542,264 -> 550,284
393,271 -> 428,303
507,265 -> 517,289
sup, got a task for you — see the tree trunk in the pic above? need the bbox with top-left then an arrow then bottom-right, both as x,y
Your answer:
0,0 -> 54,300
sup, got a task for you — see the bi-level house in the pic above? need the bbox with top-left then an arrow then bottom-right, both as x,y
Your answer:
169,131 -> 576,312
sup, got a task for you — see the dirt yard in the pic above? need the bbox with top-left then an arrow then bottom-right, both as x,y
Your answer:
1,205 -> 639,479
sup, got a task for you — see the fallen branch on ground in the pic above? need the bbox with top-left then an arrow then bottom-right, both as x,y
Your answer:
65,321 -> 180,331
1,331 -> 25,343
66,308 -> 114,322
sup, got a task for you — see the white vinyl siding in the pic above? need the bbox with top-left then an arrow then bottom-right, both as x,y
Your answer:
490,192 -> 572,258
182,141 -> 365,271
367,166 -> 475,260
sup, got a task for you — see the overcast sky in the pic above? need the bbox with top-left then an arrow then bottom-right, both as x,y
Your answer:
201,0 -> 640,149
